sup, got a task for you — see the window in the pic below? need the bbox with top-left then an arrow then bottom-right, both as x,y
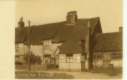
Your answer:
66,56 -> 73,63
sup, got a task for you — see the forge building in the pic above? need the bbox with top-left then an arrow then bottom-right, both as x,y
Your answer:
15,11 -> 122,71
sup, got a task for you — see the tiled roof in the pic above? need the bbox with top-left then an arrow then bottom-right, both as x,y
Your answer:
94,32 -> 122,52
16,17 -> 101,43
15,17 -> 102,54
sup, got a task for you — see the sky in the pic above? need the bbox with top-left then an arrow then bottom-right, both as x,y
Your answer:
16,0 -> 122,33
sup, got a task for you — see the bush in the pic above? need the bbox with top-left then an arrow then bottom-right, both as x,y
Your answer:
24,52 -> 42,65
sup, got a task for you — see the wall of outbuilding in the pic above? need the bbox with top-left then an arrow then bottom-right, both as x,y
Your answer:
93,51 -> 122,68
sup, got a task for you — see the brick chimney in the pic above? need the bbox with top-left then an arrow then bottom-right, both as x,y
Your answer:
66,11 -> 78,25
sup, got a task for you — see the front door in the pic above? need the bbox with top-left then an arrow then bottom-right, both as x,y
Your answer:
43,54 -> 57,69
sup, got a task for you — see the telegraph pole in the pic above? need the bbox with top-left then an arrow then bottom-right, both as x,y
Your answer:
28,20 -> 31,71
85,20 -> 90,71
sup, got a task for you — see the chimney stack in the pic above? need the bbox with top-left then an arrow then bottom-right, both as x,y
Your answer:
66,11 -> 78,25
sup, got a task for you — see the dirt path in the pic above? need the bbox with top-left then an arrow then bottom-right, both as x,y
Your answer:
16,70 -> 122,79
66,72 -> 122,79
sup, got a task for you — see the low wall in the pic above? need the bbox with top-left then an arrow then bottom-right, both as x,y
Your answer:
93,52 -> 122,68
111,59 -> 122,68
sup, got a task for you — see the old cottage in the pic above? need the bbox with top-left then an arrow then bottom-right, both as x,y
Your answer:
15,11 -> 122,71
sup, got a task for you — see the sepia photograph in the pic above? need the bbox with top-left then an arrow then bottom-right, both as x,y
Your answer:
15,0 -> 122,79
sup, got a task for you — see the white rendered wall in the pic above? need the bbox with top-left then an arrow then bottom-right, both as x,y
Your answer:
93,52 -> 122,68
59,54 -> 81,71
